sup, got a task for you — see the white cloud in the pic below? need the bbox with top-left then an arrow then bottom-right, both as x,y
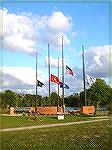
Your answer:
1,65 -> 83,95
1,66 -> 49,95
85,45 -> 111,78
4,35 -> 36,54
0,70 -> 33,90
1,8 -> 73,54
1,66 -> 62,96
46,56 -> 61,68
45,56 -> 69,68
37,11 -> 72,48
3,66 -> 47,85
47,33 -> 71,48
47,11 -> 72,33
1,8 -> 37,55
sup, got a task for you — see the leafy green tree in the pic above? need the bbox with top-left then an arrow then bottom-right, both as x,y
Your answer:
40,97 -> 46,106
45,96 -> 51,106
21,94 -> 40,107
50,92 -> 58,106
4,90 -> 18,107
21,94 -> 29,107
79,91 -> 85,106
65,94 -> 80,107
31,95 -> 36,107
107,88 -> 112,114
86,78 -> 111,108
22,94 -> 35,107
0,92 -> 6,108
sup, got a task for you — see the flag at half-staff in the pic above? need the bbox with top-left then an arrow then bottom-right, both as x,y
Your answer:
66,65 -> 74,76
59,81 -> 69,89
85,74 -> 96,86
36,80 -> 44,87
50,74 -> 60,84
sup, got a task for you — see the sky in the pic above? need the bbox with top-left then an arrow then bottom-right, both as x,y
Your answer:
0,2 -> 111,96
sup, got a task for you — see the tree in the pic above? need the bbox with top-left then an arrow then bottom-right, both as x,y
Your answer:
107,88 -> 112,114
21,94 -> 36,107
64,94 -> 80,107
86,78 -> 111,108
45,96 -> 51,106
50,92 -> 58,106
40,97 -> 46,106
3,90 -> 18,107
80,91 -> 85,106
1,92 -> 6,108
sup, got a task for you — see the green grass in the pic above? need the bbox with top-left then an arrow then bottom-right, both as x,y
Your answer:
0,115 -> 97,129
1,120 -> 111,150
96,111 -> 109,116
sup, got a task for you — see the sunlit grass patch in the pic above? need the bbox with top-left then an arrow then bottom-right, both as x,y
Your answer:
1,120 -> 111,150
1,114 -> 97,129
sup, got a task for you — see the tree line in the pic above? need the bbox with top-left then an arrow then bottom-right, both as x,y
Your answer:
0,79 -> 111,109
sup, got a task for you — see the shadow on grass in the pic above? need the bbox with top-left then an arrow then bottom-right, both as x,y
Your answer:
80,114 -> 95,117
50,116 -> 58,120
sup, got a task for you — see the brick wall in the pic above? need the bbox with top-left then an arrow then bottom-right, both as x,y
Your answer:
9,106 -> 63,115
38,107 -> 63,115
10,107 -> 15,115
81,106 -> 95,115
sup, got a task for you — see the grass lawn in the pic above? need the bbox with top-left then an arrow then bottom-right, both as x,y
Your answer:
0,114 -> 100,129
1,120 -> 111,150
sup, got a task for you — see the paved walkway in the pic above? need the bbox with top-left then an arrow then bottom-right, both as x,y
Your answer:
1,118 -> 109,132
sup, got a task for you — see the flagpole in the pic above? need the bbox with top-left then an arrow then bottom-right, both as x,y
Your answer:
82,45 -> 86,106
62,36 -> 64,113
48,43 -> 51,100
58,58 -> 59,107
35,51 -> 38,113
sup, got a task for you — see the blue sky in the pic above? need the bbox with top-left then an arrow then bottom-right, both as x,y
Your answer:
0,2 -> 111,95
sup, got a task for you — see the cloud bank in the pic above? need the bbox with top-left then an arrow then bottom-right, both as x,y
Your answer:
0,8 -> 72,55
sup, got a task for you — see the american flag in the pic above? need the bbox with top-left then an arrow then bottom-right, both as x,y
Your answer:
66,65 -> 74,76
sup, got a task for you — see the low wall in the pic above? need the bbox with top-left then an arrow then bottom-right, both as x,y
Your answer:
81,106 -> 95,115
10,107 -> 15,115
38,107 -> 63,115
9,106 -> 63,115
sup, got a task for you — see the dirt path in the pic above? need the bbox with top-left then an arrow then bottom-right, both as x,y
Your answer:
0,118 -> 109,132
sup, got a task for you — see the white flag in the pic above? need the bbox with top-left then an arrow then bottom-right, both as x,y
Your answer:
85,74 -> 96,86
